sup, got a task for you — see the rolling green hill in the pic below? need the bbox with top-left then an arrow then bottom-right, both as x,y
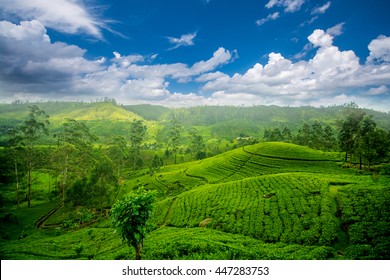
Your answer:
0,104 -> 389,260
3,142 -> 388,260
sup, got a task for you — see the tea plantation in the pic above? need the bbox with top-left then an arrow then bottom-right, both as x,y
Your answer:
1,142 -> 389,259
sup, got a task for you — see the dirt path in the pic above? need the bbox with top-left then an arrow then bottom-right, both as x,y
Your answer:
36,203 -> 64,229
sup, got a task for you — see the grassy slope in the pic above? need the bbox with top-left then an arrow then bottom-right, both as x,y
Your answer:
1,142 -> 389,259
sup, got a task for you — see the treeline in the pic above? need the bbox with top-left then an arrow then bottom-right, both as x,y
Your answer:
262,107 -> 390,169
161,104 -> 390,130
1,104 -> 389,212
0,106 -> 207,211
263,122 -> 337,151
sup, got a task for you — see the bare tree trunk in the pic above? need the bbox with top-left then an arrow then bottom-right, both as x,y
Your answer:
27,163 -> 31,208
135,241 -> 143,260
13,149 -> 20,208
27,144 -> 33,208
62,153 -> 68,203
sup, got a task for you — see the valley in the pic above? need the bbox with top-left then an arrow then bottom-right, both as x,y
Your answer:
0,101 -> 389,260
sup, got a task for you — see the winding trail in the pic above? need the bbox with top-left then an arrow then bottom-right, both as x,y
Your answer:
36,203 -> 64,229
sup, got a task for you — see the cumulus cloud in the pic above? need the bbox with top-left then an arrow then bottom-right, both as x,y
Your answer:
1,20 -> 389,111
308,29 -> 333,47
199,29 -> 390,110
256,12 -> 280,26
166,32 -> 197,50
0,20 -> 102,95
265,0 -> 305,13
311,1 -> 331,15
0,0 -> 108,39
366,35 -> 390,64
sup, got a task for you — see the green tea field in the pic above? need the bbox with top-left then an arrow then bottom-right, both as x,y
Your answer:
1,141 -> 389,260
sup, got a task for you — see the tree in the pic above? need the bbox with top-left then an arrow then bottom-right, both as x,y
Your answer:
53,118 -> 98,202
310,121 -> 324,149
18,105 -> 50,208
149,154 -> 163,174
338,109 -> 366,163
167,118 -> 182,164
129,120 -> 146,170
107,136 -> 128,177
90,154 -> 117,215
357,115 -> 377,170
323,125 -> 337,151
4,127 -> 25,208
295,123 -> 311,146
110,188 -> 156,260
189,128 -> 206,160
282,127 -> 292,142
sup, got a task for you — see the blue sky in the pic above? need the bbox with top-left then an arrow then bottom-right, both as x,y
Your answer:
0,0 -> 389,111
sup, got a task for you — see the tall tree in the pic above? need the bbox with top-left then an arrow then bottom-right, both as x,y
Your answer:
295,123 -> 311,147
90,154 -> 117,215
189,128 -> 206,160
323,125 -> 337,151
357,115 -> 377,170
53,118 -> 98,202
107,136 -> 128,177
338,109 -> 366,163
311,121 -> 324,150
18,105 -> 50,208
282,127 -> 292,142
149,154 -> 163,174
110,188 -> 156,260
167,118 -> 182,164
129,119 -> 146,170
5,128 -> 25,208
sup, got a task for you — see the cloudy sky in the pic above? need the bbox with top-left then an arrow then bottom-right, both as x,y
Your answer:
0,0 -> 389,110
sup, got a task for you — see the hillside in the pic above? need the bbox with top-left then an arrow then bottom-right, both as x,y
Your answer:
2,142 -> 388,260
2,102 -> 390,145
0,101 -> 389,260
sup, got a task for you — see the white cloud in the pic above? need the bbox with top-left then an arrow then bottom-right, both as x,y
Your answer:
190,48 -> 237,75
311,1 -> 331,15
308,29 -> 333,47
0,0 -> 108,39
368,85 -> 388,95
167,32 -> 197,50
326,22 -> 345,36
1,21 -> 389,111
196,71 -> 227,82
72,47 -> 236,101
366,35 -> 390,64
256,12 -> 280,26
265,0 -> 305,13
198,29 -> 389,110
0,20 -> 102,93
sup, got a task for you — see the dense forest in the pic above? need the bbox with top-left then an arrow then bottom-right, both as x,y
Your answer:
0,100 -> 389,260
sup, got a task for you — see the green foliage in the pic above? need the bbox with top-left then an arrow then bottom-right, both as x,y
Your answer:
110,188 -> 156,259
337,185 -> 390,259
129,119 -> 147,170
294,122 -> 337,151
1,102 -> 389,260
167,118 -> 183,164
155,173 -> 340,246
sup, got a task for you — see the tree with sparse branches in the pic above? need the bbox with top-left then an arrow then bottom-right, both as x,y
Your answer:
167,118 -> 182,164
18,105 -> 50,208
129,119 -> 146,170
